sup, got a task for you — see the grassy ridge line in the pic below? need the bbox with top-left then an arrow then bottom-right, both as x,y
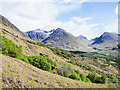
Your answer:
2,54 -> 117,88
26,40 -> 75,59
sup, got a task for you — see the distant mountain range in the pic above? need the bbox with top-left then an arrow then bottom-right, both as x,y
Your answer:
24,29 -> 55,42
25,28 -> 119,51
25,28 -> 93,51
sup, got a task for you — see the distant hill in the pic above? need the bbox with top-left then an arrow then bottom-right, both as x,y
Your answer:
76,35 -> 93,45
91,32 -> 118,49
76,35 -> 87,40
42,28 -> 93,51
24,29 -> 55,42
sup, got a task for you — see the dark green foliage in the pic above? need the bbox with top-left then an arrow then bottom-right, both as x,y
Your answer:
112,77 -> 118,83
80,73 -> 86,82
69,72 -> 80,80
53,71 -> 58,74
26,55 -> 57,72
106,74 -> 118,83
101,74 -> 108,84
87,73 -> 98,83
87,73 -> 108,84
18,56 -> 30,64
86,78 -> 92,83
2,35 -> 23,58
75,70 -> 80,74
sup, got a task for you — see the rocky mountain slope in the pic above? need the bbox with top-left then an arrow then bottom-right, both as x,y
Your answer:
90,32 -> 118,49
24,29 -> 55,42
25,28 -> 118,51
42,28 -> 93,51
76,35 -> 93,45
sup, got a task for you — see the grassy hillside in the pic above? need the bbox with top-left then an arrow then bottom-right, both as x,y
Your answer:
0,27 -> 119,88
1,55 -> 118,88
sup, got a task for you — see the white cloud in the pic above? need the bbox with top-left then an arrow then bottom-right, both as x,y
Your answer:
71,17 -> 91,23
103,19 -> 118,33
1,1 -> 116,40
1,1 -> 85,31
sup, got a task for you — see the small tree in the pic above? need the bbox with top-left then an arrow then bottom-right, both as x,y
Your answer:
69,72 -> 80,80
87,73 -> 98,83
101,74 -> 108,84
86,78 -> 92,83
80,73 -> 86,82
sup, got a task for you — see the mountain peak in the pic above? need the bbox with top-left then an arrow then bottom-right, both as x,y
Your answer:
55,28 -> 65,32
76,35 -> 87,40
91,32 -> 118,49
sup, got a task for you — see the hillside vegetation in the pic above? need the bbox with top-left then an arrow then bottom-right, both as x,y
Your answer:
3,54 -> 118,88
0,14 -> 119,88
0,28 -> 119,88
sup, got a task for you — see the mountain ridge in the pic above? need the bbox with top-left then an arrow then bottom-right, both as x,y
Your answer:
42,28 -> 93,51
91,32 -> 118,49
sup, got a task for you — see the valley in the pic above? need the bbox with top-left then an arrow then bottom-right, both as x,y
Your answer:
0,15 -> 119,88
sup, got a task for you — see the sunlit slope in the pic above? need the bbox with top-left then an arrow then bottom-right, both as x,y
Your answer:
2,54 -> 116,88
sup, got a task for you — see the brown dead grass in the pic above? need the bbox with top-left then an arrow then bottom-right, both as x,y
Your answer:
2,54 -> 117,88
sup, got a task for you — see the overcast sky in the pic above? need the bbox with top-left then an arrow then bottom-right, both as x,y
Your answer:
0,0 -> 119,39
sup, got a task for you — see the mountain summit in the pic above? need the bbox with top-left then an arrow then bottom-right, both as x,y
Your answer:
42,28 -> 93,51
91,32 -> 118,49
24,29 -> 55,42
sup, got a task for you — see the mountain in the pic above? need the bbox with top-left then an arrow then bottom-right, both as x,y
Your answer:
76,35 -> 87,40
91,37 -> 99,42
76,35 -> 93,45
24,29 -> 55,42
0,15 -> 118,88
0,15 -> 27,39
91,32 -> 118,49
42,28 -> 93,51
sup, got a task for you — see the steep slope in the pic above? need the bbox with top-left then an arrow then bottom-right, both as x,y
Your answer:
0,15 -> 27,39
91,37 -> 99,42
91,32 -> 118,49
24,29 -> 55,42
42,28 -> 93,51
2,54 -> 115,88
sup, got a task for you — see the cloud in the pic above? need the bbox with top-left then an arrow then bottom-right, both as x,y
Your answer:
1,1 -> 85,30
1,1 -> 116,40
103,19 -> 118,33
0,1 -> 100,39
71,17 -> 91,23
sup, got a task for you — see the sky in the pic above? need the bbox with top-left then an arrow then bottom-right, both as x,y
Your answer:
0,0 -> 119,40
